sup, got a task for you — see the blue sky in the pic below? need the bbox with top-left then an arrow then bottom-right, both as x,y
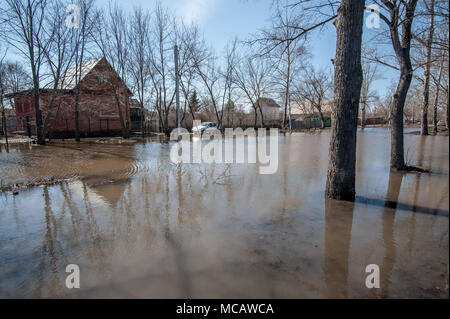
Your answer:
3,0 -> 397,98
97,0 -> 395,97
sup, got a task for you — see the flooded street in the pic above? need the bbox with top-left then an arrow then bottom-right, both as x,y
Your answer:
0,128 -> 448,298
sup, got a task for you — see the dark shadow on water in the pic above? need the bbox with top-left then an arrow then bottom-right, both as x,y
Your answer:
355,196 -> 449,218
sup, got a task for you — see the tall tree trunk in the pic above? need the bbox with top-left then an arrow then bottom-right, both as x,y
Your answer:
26,2 -> 44,145
325,0 -> 364,201
386,0 -> 418,170
421,0 -> 435,136
390,67 -> 412,169
1,107 -> 8,146
114,91 -> 128,139
33,87 -> 44,144
319,111 -> 325,129
446,87 -> 449,130
283,54 -> 291,130
361,96 -> 367,129
258,105 -> 265,128
75,91 -> 80,141
432,58 -> 443,134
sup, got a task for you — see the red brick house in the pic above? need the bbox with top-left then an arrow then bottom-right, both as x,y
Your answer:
10,57 -> 131,138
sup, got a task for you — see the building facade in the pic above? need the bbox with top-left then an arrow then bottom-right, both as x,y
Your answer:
257,97 -> 281,121
11,57 -> 131,138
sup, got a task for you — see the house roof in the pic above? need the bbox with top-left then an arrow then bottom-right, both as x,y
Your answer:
130,98 -> 142,108
6,57 -> 132,97
48,58 -> 103,90
257,97 -> 280,108
291,100 -> 333,115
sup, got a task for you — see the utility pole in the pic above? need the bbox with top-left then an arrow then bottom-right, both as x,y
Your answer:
174,45 -> 181,140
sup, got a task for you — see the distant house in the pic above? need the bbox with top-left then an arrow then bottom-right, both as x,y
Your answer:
257,97 -> 280,121
8,57 -> 132,138
290,100 -> 333,129
291,100 -> 333,117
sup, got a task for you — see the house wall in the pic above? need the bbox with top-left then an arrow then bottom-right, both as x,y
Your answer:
14,91 -> 130,137
262,106 -> 280,120
13,58 -> 131,137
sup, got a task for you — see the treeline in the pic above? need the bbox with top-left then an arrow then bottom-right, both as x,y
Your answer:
0,0 -> 337,142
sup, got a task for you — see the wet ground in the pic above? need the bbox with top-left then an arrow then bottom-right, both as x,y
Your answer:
0,128 -> 448,298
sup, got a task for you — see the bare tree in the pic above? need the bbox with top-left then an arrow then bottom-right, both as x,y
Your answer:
295,66 -> 332,129
2,0 -> 49,144
191,40 -> 237,130
94,2 -> 131,138
325,0 -> 365,200
147,4 -> 177,135
193,53 -> 223,129
429,2 -> 449,131
219,39 -> 238,129
420,0 -> 436,135
0,50 -> 8,145
70,0 -> 96,141
38,0 -> 77,140
178,23 -> 202,125
374,0 -> 419,170
250,0 -> 366,200
258,0 -> 308,130
0,59 -> 32,145
233,51 -> 272,128
128,6 -> 151,111
360,57 -> 379,129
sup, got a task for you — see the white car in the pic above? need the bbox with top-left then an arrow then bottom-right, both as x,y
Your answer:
437,120 -> 446,126
192,122 -> 218,134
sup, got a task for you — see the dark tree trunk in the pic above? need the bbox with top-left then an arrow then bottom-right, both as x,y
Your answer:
1,107 -> 8,146
33,87 -> 44,144
318,110 -> 325,129
385,0 -> 418,170
325,0 -> 364,201
390,68 -> 412,169
361,99 -> 366,129
447,88 -> 449,130
114,91 -> 129,139
75,91 -> 80,141
432,58 -> 443,134
421,0 -> 435,136
258,105 -> 265,128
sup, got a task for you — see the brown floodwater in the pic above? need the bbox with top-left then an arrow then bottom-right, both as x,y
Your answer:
0,128 -> 448,298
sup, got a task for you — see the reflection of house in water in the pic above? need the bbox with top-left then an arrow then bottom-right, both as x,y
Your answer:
69,179 -> 129,208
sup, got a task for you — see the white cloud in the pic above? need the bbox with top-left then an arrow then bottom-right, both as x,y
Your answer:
176,0 -> 218,23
